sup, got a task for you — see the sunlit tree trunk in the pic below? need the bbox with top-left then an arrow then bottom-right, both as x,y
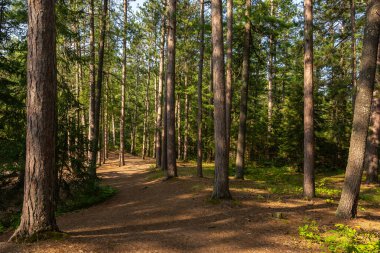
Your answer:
267,0 -> 274,133
336,0 -> 380,219
351,0 -> 357,108
184,70 -> 189,161
142,63 -> 150,159
196,0 -> 205,177
210,0 -> 231,199
235,0 -> 251,180
10,0 -> 59,241
225,0 -> 233,165
176,93 -> 181,160
303,0 -> 315,199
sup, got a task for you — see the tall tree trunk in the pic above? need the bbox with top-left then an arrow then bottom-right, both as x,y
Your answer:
225,0 -> 233,166
176,93 -> 181,160
166,0 -> 177,178
184,70 -> 189,161
142,63 -> 150,159
267,0 -> 274,133
210,0 -> 231,199
119,0 -> 128,166
196,0 -> 205,177
351,0 -> 357,108
336,0 -> 380,219
88,0 -> 97,173
90,0 -> 108,176
235,0 -> 251,180
10,0 -> 59,241
156,13 -> 165,168
365,91 -> 380,184
104,78 -> 109,161
303,0 -> 315,199
112,113 -> 116,147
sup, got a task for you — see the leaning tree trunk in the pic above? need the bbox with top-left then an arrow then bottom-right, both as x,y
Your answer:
225,0 -> 233,167
336,0 -> 380,219
196,0 -> 205,177
119,0 -> 128,166
235,0 -> 251,180
10,0 -> 59,241
303,0 -> 315,199
165,0 -> 177,178
210,0 -> 231,199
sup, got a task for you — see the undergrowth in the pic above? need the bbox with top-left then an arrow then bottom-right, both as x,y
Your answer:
299,221 -> 380,252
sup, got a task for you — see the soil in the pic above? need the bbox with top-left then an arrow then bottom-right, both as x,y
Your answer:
1,154 -> 379,253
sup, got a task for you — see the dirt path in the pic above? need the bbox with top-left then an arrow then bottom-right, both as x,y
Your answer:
1,154 -> 379,252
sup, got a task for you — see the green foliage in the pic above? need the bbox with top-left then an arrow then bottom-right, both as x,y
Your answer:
57,181 -> 117,214
299,221 -> 380,253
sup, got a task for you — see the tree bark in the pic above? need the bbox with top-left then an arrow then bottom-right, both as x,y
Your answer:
176,93 -> 181,160
142,62 -> 151,159
184,70 -> 189,161
267,0 -> 274,133
210,0 -> 231,199
225,0 -> 233,166
156,13 -> 165,168
365,91 -> 380,184
351,0 -> 357,108
196,0 -> 205,177
336,0 -> 380,219
119,0 -> 128,166
235,0 -> 251,180
88,0 -> 97,173
10,0 -> 59,241
303,0 -> 315,199
165,0 -> 177,178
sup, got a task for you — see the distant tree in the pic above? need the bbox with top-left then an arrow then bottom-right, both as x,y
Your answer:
10,0 -> 59,241
235,0 -> 251,180
336,0 -> 380,219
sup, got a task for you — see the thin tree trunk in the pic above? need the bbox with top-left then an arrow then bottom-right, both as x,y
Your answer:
88,0 -> 97,173
112,113 -> 116,147
210,0 -> 231,199
176,93 -> 181,160
184,70 -> 189,161
196,0 -> 205,177
303,0 -> 315,199
10,0 -> 59,241
336,0 -> 380,219
104,78 -> 109,161
156,13 -> 165,168
166,0 -> 177,178
225,0 -> 233,166
267,0 -> 274,133
235,0 -> 251,180
142,63 -> 150,159
119,0 -> 128,166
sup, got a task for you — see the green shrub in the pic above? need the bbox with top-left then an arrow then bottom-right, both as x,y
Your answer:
299,221 -> 380,253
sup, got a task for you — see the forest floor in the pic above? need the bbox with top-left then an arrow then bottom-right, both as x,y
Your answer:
1,154 -> 380,253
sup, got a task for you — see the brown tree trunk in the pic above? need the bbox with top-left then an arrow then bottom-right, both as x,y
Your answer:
365,91 -> 380,184
351,0 -> 357,108
165,0 -> 177,178
119,0 -> 128,166
88,0 -> 97,173
184,70 -> 189,161
210,0 -> 231,199
336,0 -> 380,219
142,63 -> 150,159
267,0 -> 274,133
112,113 -> 116,147
156,14 -> 165,168
196,0 -> 205,177
225,0 -> 233,166
10,0 -> 59,241
303,0 -> 315,199
176,93 -> 181,160
235,0 -> 251,180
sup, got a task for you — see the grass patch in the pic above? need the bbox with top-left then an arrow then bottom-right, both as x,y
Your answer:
299,221 -> 380,253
